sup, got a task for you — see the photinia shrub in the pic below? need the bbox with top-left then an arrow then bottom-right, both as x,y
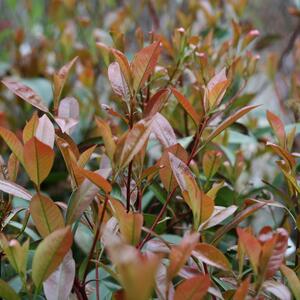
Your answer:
0,1 -> 300,300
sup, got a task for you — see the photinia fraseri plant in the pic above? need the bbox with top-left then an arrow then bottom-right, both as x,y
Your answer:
0,1 -> 300,300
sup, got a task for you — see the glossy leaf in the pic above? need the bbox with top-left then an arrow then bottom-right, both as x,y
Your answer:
80,168 -> 112,194
32,227 -> 73,288
23,137 -> 55,186
151,113 -> 177,148
206,105 -> 258,143
66,178 -> 100,224
263,280 -> 291,300
35,114 -> 55,148
174,274 -> 210,300
206,68 -> 229,108
167,232 -> 199,280
159,143 -> 189,192
236,228 -> 261,274
203,150 -> 223,178
23,113 -> 38,143
145,88 -> 171,117
108,62 -> 130,100
43,250 -> 75,300
114,117 -> 153,170
169,153 -> 214,229
2,79 -> 49,112
266,110 -> 286,147
0,126 -> 24,164
171,88 -> 201,124
95,117 -> 116,161
29,193 -> 65,237
193,243 -> 231,271
266,142 -> 295,169
233,277 -> 250,300
0,179 -> 32,200
131,41 -> 161,92
55,97 -> 79,134
53,57 -> 78,111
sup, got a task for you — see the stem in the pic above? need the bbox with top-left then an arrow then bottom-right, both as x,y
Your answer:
138,116 -> 209,249
82,196 -> 109,284
126,161 -> 133,212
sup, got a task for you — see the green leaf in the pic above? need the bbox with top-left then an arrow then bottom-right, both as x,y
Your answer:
0,279 -> 20,300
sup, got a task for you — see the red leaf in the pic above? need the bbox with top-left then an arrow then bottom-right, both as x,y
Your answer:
145,88 -> 171,117
174,274 -> 210,300
266,110 -> 286,147
171,88 -> 201,124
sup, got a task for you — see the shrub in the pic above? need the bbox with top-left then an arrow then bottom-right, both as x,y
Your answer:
0,1 -> 299,300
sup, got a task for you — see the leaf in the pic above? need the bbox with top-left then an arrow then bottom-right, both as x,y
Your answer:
2,79 -> 49,112
29,193 -> 65,238
206,68 -> 229,108
145,88 -> 171,117
167,232 -> 199,280
23,137 -> 55,186
35,114 -> 55,148
0,179 -> 32,200
114,117 -> 154,170
53,57 -> 78,111
108,62 -> 130,100
236,228 -> 261,274
280,264 -> 300,300
233,277 -> 250,300
77,145 -> 97,167
0,126 -> 24,164
0,235 -> 29,276
212,202 -> 266,244
261,228 -> 288,279
107,241 -> 160,300
263,280 -> 291,300
174,274 -> 210,300
23,113 -> 38,143
171,88 -> 201,124
199,205 -> 237,230
55,97 -> 79,134
202,150 -> 223,178
66,178 -> 100,224
0,279 -> 21,300
151,113 -> 177,148
159,143 -> 189,192
32,227 -> 73,288
80,168 -> 112,194
112,49 -> 132,93
112,201 -> 143,245
266,142 -> 296,169
8,153 -> 19,181
266,110 -> 286,147
206,105 -> 258,144
168,153 -> 214,229
95,117 -> 116,161
43,250 -> 75,300
193,243 -> 231,271
131,41 -> 161,92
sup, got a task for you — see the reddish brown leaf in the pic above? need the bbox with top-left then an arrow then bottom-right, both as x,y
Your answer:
145,88 -> 171,117
53,57 -> 78,111
233,277 -> 250,300
131,41 -> 161,92
108,62 -> 130,100
167,232 -> 199,280
171,88 -> 201,124
266,110 -> 286,148
23,137 -> 55,186
266,142 -> 296,169
151,113 -> 177,148
206,105 -> 258,143
237,228 -> 261,274
174,274 -> 210,300
202,150 -> 223,178
193,243 -> 231,271
23,113 -> 38,144
2,79 -> 49,112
